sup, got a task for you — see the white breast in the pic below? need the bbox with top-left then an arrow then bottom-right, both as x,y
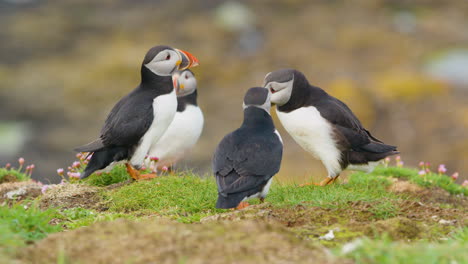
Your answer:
146,105 -> 204,168
276,106 -> 342,177
130,89 -> 177,167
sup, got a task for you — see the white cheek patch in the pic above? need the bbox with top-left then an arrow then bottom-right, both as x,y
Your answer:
270,78 -> 294,106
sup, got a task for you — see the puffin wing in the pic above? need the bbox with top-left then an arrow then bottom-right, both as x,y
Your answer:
100,90 -> 154,147
213,130 -> 282,196
315,96 -> 371,148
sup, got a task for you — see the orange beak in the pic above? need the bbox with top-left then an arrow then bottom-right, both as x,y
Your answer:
176,49 -> 199,70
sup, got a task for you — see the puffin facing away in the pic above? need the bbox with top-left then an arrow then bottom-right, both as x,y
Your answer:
213,87 -> 283,209
145,69 -> 204,171
75,45 -> 199,180
263,68 -> 398,186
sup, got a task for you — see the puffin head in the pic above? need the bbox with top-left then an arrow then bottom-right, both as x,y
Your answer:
173,69 -> 197,97
143,45 -> 199,76
243,87 -> 271,113
263,68 -> 296,106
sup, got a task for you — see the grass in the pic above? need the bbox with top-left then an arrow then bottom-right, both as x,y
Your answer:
82,164 -> 131,187
105,169 -> 401,222
107,172 -> 220,223
0,164 -> 467,263
370,166 -> 467,195
338,228 -> 468,264
0,202 -> 61,246
0,167 -> 30,183
268,173 -> 399,219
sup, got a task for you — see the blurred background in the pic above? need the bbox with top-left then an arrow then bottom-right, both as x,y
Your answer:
0,0 -> 467,184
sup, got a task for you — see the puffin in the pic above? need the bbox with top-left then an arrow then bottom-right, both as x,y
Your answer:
263,68 -> 399,186
74,45 -> 199,180
213,87 -> 283,209
145,69 -> 204,171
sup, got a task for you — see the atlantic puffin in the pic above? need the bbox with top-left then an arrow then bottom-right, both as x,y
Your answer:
213,87 -> 283,209
74,45 -> 199,180
145,69 -> 204,171
263,68 -> 398,186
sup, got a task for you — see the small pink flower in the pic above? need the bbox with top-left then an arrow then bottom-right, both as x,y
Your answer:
418,170 -> 426,176
41,185 -> 50,194
18,157 -> 25,166
67,172 -> 81,179
86,155 -> 92,161
425,162 -> 430,167
438,164 -> 447,174
161,166 -> 169,172
150,156 -> 159,162
30,164 -> 35,169
425,168 -> 431,173
72,161 -> 81,168
141,166 -> 146,171
451,172 -> 459,181
462,180 -> 468,187
395,156 -> 401,161
95,172 -> 102,176
60,179 -> 67,185
76,153 -> 82,159
57,168 -> 64,176
418,161 -> 425,168
384,157 -> 391,162
5,163 -> 11,169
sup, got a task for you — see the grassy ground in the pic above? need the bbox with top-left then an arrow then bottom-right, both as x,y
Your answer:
0,164 -> 467,263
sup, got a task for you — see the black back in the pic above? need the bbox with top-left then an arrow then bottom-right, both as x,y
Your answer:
276,69 -> 397,156
213,107 -> 283,208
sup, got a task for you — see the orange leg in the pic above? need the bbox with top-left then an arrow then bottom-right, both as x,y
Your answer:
126,163 -> 157,180
236,201 -> 250,210
300,175 -> 340,187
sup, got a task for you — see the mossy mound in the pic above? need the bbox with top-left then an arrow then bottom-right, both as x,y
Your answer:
20,219 -> 337,264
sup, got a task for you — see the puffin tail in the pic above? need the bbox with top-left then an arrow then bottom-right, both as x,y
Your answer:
80,147 -> 128,179
359,142 -> 398,154
74,139 -> 105,153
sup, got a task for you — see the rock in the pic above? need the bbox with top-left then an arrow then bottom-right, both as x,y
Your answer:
319,230 -> 335,241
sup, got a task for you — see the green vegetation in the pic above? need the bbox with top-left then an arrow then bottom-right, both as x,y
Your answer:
0,166 -> 466,263
0,167 -> 30,183
107,172 -> 220,223
0,203 -> 61,247
370,166 -> 467,195
339,229 -> 468,264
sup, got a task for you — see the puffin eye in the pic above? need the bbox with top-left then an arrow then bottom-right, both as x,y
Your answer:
185,74 -> 189,79
165,54 -> 171,60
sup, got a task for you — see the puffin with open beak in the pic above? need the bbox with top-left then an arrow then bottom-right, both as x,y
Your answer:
75,45 -> 199,180
145,69 -> 204,171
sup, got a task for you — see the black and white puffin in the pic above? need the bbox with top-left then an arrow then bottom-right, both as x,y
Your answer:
263,68 -> 398,186
74,45 -> 199,180
213,87 -> 283,209
145,69 -> 204,171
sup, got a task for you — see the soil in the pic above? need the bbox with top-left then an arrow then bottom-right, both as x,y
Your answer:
0,181 -> 43,204
39,183 -> 106,211
19,219 -> 344,264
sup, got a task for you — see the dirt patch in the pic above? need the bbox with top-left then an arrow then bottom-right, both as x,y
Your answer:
0,174 -> 19,184
40,184 -> 105,211
389,179 -> 423,193
388,178 -> 468,208
19,219 -> 344,264
0,181 -> 42,204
